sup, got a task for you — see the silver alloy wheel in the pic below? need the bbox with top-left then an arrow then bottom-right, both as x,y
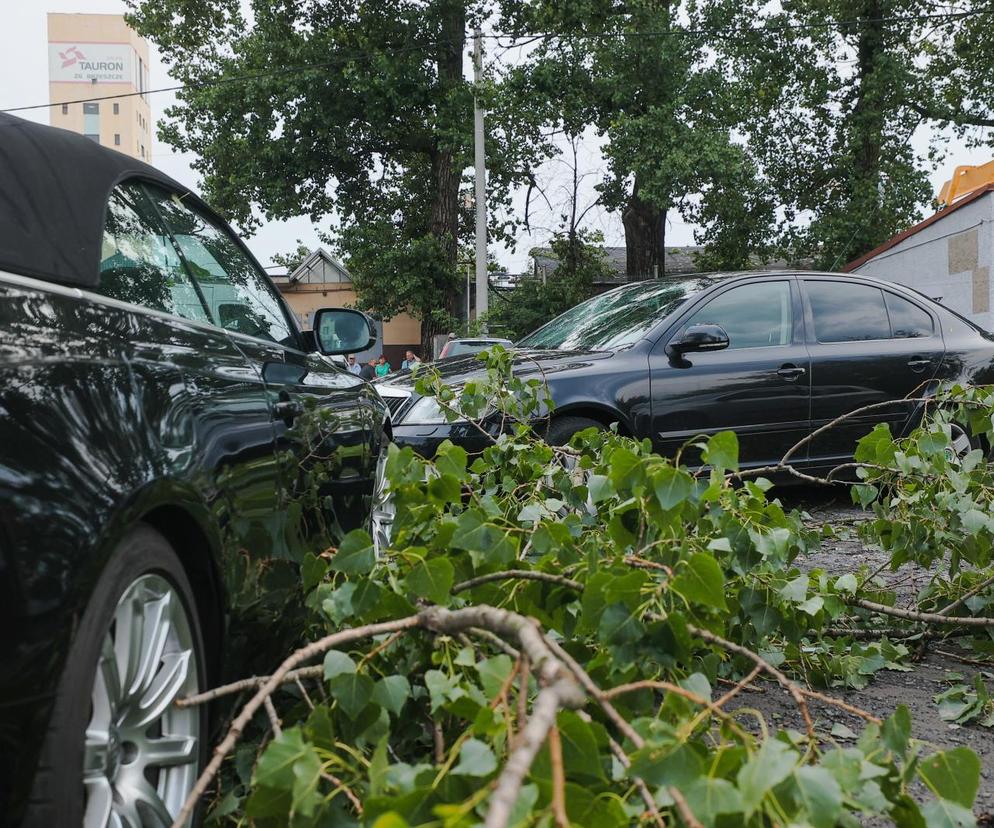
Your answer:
83,574 -> 200,828
949,424 -> 974,461
370,444 -> 395,557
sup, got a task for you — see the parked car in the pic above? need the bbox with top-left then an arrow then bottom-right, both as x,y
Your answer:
378,271 -> 994,468
439,336 -> 513,359
0,113 -> 392,826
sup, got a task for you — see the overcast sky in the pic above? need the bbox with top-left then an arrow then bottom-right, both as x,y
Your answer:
1,1 -> 987,274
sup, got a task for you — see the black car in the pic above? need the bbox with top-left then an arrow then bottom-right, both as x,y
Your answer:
0,114 -> 392,825
379,271 -> 994,468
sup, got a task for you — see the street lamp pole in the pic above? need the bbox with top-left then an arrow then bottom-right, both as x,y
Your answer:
473,27 -> 488,328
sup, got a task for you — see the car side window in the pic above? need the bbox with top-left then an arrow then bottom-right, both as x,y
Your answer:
884,292 -> 934,338
141,184 -> 296,347
684,281 -> 793,350
807,281 -> 890,343
98,182 -> 211,323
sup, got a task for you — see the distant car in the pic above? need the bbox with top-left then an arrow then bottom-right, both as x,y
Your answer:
439,336 -> 513,358
378,271 -> 994,468
0,113 -> 392,825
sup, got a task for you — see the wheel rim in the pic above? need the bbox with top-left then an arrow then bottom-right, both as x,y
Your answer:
948,424 -> 973,461
83,574 -> 201,828
370,445 -> 395,558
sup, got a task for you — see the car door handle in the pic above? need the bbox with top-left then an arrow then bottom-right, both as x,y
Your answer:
273,391 -> 303,425
777,364 -> 806,381
908,357 -> 931,372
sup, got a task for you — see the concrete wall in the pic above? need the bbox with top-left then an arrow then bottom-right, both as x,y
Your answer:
852,194 -> 994,330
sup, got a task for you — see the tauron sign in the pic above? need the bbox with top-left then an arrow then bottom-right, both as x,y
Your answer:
49,42 -> 134,85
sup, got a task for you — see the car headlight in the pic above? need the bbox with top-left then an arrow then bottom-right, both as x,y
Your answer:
401,396 -> 464,425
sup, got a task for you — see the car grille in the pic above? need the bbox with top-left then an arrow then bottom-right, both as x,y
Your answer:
381,393 -> 412,420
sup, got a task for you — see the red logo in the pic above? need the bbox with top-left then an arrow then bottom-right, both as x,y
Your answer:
59,46 -> 85,69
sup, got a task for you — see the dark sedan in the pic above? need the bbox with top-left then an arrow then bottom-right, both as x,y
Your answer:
0,114 -> 391,826
378,271 -> 994,470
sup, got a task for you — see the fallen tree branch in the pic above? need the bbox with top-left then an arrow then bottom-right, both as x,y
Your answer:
799,688 -> 881,724
452,569 -> 583,594
854,597 -> 994,627
686,624 -> 815,740
170,616 -> 422,828
936,571 -> 994,618
670,784 -> 705,828
176,665 -> 323,708
548,724 -> 569,828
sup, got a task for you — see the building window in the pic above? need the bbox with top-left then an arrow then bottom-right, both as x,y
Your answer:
113,103 -> 119,115
84,134 -> 100,144
83,102 -> 99,141
61,103 -> 68,115
114,134 -> 121,146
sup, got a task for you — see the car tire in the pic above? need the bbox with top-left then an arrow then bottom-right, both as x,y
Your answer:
24,525 -> 207,828
544,415 -> 606,446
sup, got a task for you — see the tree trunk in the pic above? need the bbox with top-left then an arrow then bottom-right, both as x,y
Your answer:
847,0 -> 887,258
423,0 -> 466,357
623,180 -> 666,280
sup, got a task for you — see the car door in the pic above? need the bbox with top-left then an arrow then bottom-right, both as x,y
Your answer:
801,278 -> 945,465
97,181 -> 287,563
649,277 -> 811,468
142,183 -> 371,561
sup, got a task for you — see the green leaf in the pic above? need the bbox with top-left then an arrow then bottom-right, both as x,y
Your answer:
653,465 -> 693,509
882,705 -> 912,756
301,553 -> 329,592
372,675 -> 411,716
794,766 -> 843,828
835,573 -> 858,594
476,654 -> 514,699
253,728 -> 312,789
738,739 -> 798,815
328,529 -> 375,574
671,552 -> 728,610
452,738 -> 497,776
917,747 -> 981,808
323,650 -> 357,680
405,557 -> 454,604
557,711 -> 606,780
780,573 -> 809,603
703,431 -> 739,471
920,799 -> 977,828
329,672 -> 374,718
290,743 -> 322,817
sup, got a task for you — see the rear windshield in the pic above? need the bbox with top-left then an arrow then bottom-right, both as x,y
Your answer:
518,278 -> 716,351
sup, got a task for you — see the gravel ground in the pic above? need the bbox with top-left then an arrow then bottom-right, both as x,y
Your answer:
736,485 -> 994,821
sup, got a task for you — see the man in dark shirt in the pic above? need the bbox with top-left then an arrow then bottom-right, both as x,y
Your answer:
359,359 -> 376,381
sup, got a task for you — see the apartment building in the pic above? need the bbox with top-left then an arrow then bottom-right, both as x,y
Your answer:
47,13 -> 152,162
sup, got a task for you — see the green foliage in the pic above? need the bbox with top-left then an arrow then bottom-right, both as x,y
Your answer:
487,230 -> 613,339
205,351 -> 990,826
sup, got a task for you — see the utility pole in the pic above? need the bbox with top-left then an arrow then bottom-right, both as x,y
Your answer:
472,27 -> 488,327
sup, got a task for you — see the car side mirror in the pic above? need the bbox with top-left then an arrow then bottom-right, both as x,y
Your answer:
312,308 -> 377,356
668,324 -> 730,355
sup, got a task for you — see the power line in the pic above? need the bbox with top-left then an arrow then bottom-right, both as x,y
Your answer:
1,9 -> 985,114
486,9 -> 984,44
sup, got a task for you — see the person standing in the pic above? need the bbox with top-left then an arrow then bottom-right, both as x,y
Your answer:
374,355 -> 391,378
401,350 -> 421,370
359,359 -> 376,380
346,355 -> 362,375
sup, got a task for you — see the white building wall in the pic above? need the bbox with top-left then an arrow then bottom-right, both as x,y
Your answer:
851,193 -> 994,331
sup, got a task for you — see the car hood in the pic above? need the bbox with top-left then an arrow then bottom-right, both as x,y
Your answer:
376,348 -> 616,391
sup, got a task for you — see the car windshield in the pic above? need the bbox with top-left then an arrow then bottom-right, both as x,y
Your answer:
518,278 -> 716,350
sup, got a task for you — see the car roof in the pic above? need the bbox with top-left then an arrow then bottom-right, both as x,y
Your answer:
0,113 -> 216,289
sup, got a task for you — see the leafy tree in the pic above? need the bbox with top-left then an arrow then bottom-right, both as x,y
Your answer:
125,0 -> 550,354
270,241 -> 312,275
501,0 -> 777,277
721,0 -> 994,269
488,230 -> 614,339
